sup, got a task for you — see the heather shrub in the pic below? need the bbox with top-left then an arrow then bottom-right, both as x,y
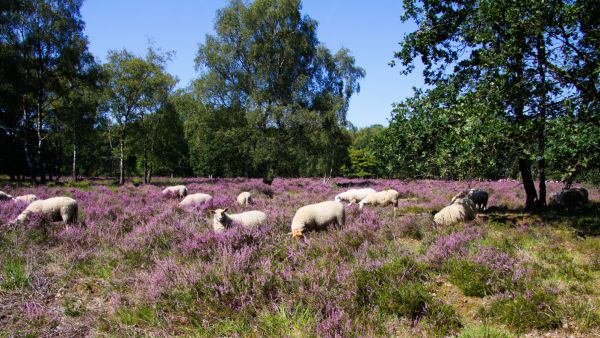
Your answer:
479,287 -> 562,332
355,255 -> 462,336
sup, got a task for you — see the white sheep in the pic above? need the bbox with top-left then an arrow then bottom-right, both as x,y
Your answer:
13,197 -> 79,226
162,185 -> 187,197
0,191 -> 14,201
335,188 -> 376,205
209,208 -> 268,233
179,193 -> 213,206
548,191 -> 561,206
433,198 -> 477,226
237,192 -> 252,206
558,187 -> 588,209
15,194 -> 37,203
358,190 -> 399,216
289,201 -> 345,241
452,189 -> 488,211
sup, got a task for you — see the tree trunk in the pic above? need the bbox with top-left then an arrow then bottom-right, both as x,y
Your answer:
519,158 -> 538,211
537,34 -> 547,207
22,105 -> 38,185
119,135 -> 125,185
73,127 -> 77,182
36,102 -> 46,184
108,120 -> 115,178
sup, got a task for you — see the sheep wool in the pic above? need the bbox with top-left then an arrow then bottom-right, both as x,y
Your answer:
558,187 -> 588,209
548,191 -> 561,206
289,201 -> 345,240
433,198 -> 477,226
15,197 -> 79,226
358,190 -> 399,216
180,193 -> 212,206
15,195 -> 37,203
0,191 -> 14,201
452,189 -> 488,211
162,185 -> 187,197
237,192 -> 252,206
335,188 -> 376,205
209,208 -> 268,233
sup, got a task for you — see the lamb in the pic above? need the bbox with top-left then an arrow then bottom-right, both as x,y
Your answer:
433,198 -> 477,226
558,187 -> 588,209
13,197 -> 79,226
335,188 -> 376,205
548,191 -> 561,206
237,192 -> 252,205
0,191 -> 14,201
162,185 -> 187,197
179,193 -> 213,206
15,194 -> 37,203
209,208 -> 268,233
452,189 -> 488,211
358,190 -> 399,216
289,201 -> 345,241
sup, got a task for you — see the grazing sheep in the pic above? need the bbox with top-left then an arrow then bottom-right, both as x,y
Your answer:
209,208 -> 268,233
14,197 -> 79,226
0,191 -> 14,201
335,188 -> 376,205
162,185 -> 187,197
358,190 -> 399,216
548,191 -> 561,206
452,189 -> 488,211
289,201 -> 345,241
180,193 -> 213,206
15,194 -> 37,203
433,198 -> 477,226
558,187 -> 589,209
237,192 -> 252,206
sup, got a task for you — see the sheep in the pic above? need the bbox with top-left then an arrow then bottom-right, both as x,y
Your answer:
209,208 -> 268,233
289,201 -> 345,241
179,193 -> 213,206
0,191 -> 14,201
162,185 -> 187,198
13,197 -> 79,226
548,191 -> 561,206
558,187 -> 588,209
358,190 -> 399,216
15,194 -> 37,203
433,198 -> 477,226
237,192 -> 252,206
335,188 -> 376,205
452,189 -> 488,211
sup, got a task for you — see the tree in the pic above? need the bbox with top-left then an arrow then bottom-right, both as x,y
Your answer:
102,46 -> 177,185
388,0 -> 600,209
192,0 -> 365,184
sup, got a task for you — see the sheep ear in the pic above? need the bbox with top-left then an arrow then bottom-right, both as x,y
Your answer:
209,210 -> 215,214
223,208 -> 228,213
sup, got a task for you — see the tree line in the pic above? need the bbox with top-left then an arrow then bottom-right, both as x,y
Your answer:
1,0 -> 370,185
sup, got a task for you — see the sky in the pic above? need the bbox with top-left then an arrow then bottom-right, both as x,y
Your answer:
81,0 -> 425,128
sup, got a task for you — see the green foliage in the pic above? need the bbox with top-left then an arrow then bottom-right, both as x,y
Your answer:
1,256 -> 30,290
188,0 -> 365,182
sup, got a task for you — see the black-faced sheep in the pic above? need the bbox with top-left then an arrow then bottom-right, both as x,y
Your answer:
180,193 -> 213,206
558,187 -> 588,209
452,189 -> 488,211
433,198 -> 477,226
237,192 -> 252,206
209,208 -> 268,233
335,188 -> 376,205
162,185 -> 187,197
358,190 -> 399,216
0,191 -> 14,201
289,201 -> 345,241
14,197 -> 79,227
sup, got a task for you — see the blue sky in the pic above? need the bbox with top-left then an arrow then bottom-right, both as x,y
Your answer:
81,0 -> 424,128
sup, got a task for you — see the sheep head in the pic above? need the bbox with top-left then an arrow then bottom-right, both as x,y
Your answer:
209,208 -> 228,222
288,228 -> 304,241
